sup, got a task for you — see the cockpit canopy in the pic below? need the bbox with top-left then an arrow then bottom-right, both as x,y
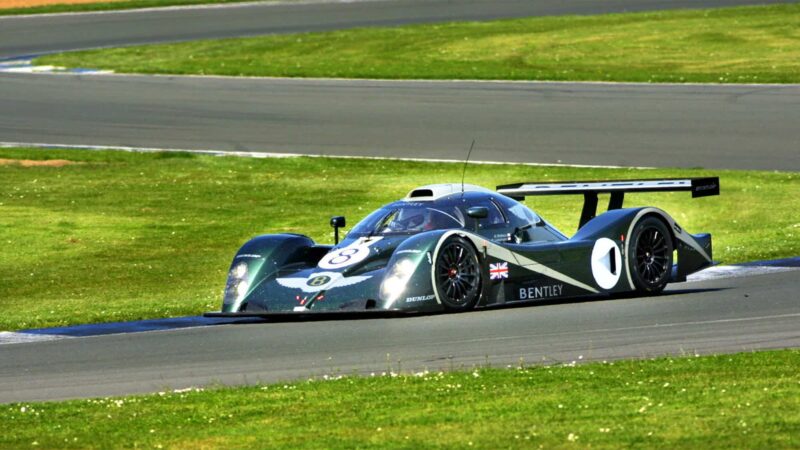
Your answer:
350,204 -> 465,236
346,187 -> 564,243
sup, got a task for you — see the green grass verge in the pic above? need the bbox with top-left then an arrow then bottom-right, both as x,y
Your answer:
0,0 -> 286,17
37,4 -> 800,83
1,350 -> 799,448
0,148 -> 798,331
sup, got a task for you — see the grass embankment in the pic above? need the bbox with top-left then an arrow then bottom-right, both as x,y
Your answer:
1,350 -> 799,448
0,148 -> 798,330
37,4 -> 800,83
0,0 -> 283,16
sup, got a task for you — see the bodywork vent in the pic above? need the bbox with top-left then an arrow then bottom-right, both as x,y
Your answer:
404,184 -> 492,201
409,189 -> 433,198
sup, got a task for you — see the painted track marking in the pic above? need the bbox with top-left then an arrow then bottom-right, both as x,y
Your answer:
0,331 -> 70,345
0,141 -> 646,169
0,58 -> 111,75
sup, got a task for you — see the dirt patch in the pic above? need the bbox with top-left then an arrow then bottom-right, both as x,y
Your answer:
0,158 -> 78,167
1,0 -> 127,8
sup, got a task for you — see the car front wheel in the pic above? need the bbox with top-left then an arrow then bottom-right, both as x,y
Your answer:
434,236 -> 482,311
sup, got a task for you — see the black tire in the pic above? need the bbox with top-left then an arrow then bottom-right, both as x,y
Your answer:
434,236 -> 482,312
628,216 -> 674,294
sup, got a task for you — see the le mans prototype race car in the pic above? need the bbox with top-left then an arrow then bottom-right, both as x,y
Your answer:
206,177 -> 719,317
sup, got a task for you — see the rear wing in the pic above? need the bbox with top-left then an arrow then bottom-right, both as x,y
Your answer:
497,177 -> 719,229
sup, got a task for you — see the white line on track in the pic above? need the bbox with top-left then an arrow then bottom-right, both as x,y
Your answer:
4,63 -> 799,89
103,73 -> 800,88
0,59 -> 111,74
3,54 -> 799,89
0,331 -> 70,345
686,264 -> 800,282
0,141 -> 648,169
0,0 -> 389,20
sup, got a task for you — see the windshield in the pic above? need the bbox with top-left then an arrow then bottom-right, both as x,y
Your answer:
348,205 -> 465,237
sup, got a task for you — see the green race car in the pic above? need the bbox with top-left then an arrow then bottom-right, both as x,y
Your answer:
206,177 -> 718,317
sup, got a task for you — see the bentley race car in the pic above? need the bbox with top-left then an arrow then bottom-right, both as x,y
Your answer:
206,177 -> 719,316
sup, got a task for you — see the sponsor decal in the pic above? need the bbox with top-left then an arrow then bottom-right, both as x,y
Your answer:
690,178 -> 720,199
489,262 -> 509,280
318,237 -> 383,269
405,294 -> 435,303
276,271 -> 371,293
519,283 -> 564,300
697,183 -> 717,191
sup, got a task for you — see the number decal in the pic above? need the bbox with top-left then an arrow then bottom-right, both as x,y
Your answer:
327,248 -> 359,266
590,238 -> 622,290
317,237 -> 382,270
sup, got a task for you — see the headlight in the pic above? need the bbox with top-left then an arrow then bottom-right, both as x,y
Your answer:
223,262 -> 250,305
394,258 -> 416,276
381,258 -> 416,304
234,262 -> 248,279
236,279 -> 250,298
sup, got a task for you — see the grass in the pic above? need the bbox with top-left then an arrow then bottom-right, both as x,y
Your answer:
0,147 -> 798,331
1,350 -> 798,448
0,0 -> 287,16
36,4 -> 800,83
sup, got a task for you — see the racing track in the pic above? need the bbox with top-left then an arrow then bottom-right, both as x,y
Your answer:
2,0 -> 797,59
1,0 -> 800,170
2,73 -> 799,170
1,270 -> 799,403
1,0 -> 799,403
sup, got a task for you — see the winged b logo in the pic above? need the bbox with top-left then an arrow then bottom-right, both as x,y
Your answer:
276,271 -> 371,293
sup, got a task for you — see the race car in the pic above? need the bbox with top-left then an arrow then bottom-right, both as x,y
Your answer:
205,177 -> 719,316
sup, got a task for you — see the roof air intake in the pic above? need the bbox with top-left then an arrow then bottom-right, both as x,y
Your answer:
409,189 -> 434,198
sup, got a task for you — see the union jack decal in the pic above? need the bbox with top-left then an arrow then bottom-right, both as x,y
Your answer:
489,262 -> 509,280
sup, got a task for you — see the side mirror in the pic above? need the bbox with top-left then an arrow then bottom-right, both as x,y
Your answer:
330,216 -> 346,228
466,206 -> 489,219
466,206 -> 488,232
330,216 -> 346,244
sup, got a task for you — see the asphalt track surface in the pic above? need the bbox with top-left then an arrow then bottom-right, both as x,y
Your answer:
2,0 -> 797,59
1,0 -> 800,170
2,73 -> 799,170
1,270 -> 799,403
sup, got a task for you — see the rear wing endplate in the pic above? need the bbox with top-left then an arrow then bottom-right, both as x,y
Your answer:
497,177 -> 719,229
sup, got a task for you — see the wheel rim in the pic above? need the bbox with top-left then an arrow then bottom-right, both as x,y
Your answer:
635,227 -> 670,285
436,241 -> 479,305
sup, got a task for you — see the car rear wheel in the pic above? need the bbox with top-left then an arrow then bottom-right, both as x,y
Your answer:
434,236 -> 481,312
628,216 -> 673,294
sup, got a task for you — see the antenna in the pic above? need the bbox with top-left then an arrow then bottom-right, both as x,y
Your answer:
461,139 -> 476,195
